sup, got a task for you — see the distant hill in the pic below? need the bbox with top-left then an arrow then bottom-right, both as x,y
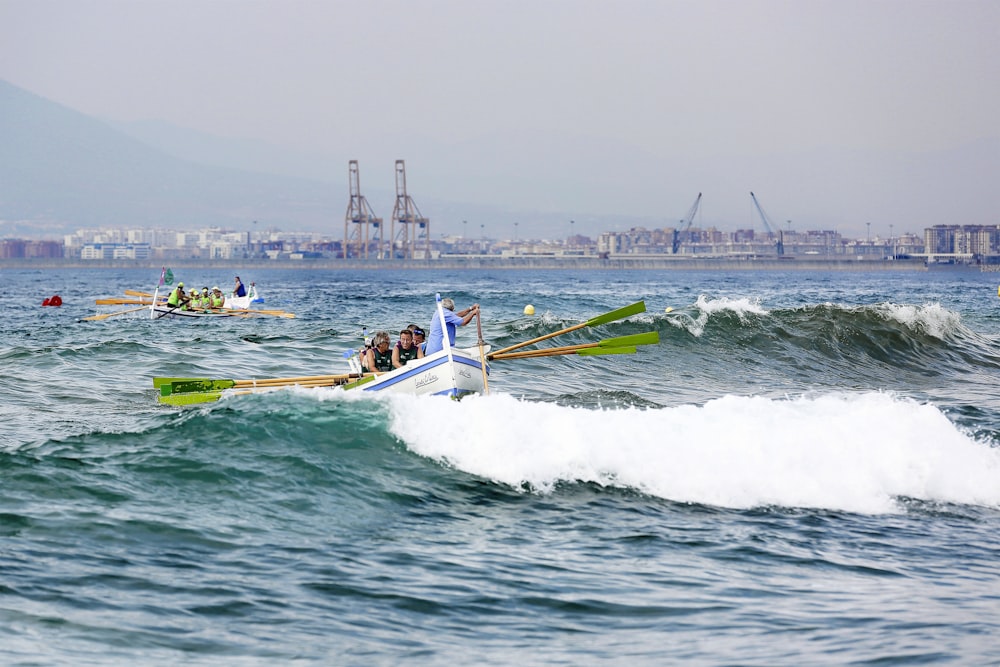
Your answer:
0,79 -> 338,236
0,79 -> 610,241
3,78 -> 997,242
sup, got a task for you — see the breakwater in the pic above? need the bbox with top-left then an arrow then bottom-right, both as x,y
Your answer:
0,256 -> 936,271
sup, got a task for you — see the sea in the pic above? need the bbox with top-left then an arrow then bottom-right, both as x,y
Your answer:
2,266 -> 1000,666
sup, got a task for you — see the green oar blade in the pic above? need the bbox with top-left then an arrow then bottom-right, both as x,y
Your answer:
578,345 -> 637,356
161,379 -> 236,396
153,377 -> 212,388
597,331 -> 660,348
159,391 -> 224,406
341,375 -> 377,391
585,301 -> 646,327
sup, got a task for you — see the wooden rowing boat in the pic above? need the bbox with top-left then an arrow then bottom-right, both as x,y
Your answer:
345,346 -> 489,398
155,345 -> 489,405
152,300 -> 656,406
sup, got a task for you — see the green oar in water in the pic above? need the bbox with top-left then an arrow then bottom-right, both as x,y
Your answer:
488,331 -> 659,360
155,372 -> 368,396
156,373 -> 375,406
490,301 -> 647,357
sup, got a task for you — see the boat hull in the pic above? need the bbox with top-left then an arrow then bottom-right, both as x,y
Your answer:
150,305 -> 249,318
350,347 -> 489,398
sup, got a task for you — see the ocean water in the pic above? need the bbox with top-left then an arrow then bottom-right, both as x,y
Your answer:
2,266 -> 1000,665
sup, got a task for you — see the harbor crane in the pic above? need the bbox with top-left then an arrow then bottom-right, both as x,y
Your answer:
390,160 -> 430,260
343,160 -> 383,259
672,192 -> 702,254
749,191 -> 784,256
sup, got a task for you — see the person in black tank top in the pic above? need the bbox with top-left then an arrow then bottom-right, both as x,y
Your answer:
392,329 -> 424,368
362,331 -> 394,373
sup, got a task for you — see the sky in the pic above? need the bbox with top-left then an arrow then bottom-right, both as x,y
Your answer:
2,0 -> 998,239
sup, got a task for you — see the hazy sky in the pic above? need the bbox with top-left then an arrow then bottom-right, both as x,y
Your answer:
2,0 -> 998,238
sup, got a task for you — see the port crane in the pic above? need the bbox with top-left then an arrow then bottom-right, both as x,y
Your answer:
671,192 -> 702,254
749,191 -> 784,256
343,160 -> 383,259
390,160 -> 430,260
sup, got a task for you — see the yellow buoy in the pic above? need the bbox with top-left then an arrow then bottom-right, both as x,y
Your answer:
665,307 -> 674,313
523,304 -> 535,316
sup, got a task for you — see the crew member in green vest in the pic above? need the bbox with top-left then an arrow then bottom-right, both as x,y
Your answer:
392,328 -> 423,368
362,331 -> 393,373
210,286 -> 225,308
167,282 -> 189,310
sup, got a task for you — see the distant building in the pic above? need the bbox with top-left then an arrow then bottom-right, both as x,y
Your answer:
80,243 -> 150,260
924,224 -> 1000,257
1,239 -> 64,258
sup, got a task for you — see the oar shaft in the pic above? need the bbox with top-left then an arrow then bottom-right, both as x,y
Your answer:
83,305 -> 153,321
490,300 -> 646,357
490,322 -> 587,357
215,308 -> 295,318
491,345 -> 598,360
96,298 -> 162,306
232,373 -> 361,388
489,331 -> 659,360
475,310 -> 490,395
496,345 -> 639,360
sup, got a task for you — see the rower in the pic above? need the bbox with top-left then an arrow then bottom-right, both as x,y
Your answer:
425,298 -> 479,355
210,286 -> 225,308
362,331 -> 393,373
392,329 -> 423,368
167,282 -> 189,310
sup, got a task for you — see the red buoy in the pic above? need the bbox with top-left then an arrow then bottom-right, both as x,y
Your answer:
43,294 -> 62,307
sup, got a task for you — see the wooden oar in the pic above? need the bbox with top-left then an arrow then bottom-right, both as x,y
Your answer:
488,331 -> 659,361
211,307 -> 296,318
157,374 -> 371,405
125,289 -> 154,298
157,373 -> 370,396
82,305 -> 152,321
493,345 -> 637,360
159,379 -> 364,406
475,310 -> 490,395
156,374 -> 360,388
490,301 -> 646,357
96,298 -> 162,306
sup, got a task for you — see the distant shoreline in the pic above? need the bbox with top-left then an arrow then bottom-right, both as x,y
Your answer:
0,256 -> 971,272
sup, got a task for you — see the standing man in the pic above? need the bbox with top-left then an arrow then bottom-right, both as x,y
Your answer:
233,276 -> 247,298
425,298 -> 479,355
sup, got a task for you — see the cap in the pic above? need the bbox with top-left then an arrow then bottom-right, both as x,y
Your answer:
178,282 -> 184,287
212,286 -> 219,291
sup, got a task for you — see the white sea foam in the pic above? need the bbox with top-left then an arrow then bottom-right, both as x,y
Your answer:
667,294 -> 770,337
873,302 -> 962,339
386,391 -> 1000,514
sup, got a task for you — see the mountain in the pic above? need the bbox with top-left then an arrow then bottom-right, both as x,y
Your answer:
0,79 -> 338,236
0,80 -> 623,241
3,78 -> 997,242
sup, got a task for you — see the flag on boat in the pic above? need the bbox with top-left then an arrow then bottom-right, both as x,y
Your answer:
159,267 -> 173,286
